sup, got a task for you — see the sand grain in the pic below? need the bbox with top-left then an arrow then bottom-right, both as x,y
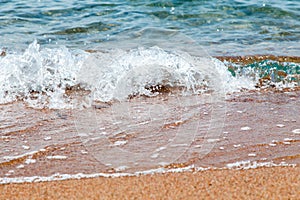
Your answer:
1,166 -> 299,200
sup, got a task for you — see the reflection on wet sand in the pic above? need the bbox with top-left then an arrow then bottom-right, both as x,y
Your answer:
0,88 -> 299,181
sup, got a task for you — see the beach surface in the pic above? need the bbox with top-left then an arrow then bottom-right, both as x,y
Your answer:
1,0 -> 300,198
1,166 -> 299,199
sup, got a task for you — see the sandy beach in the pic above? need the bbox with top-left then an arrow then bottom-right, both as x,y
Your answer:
1,166 -> 299,199
1,0 -> 300,198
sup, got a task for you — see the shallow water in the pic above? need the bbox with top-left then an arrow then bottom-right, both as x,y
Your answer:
1,0 -> 300,55
0,90 -> 299,183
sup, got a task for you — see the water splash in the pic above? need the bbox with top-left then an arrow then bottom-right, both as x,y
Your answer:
0,40 -> 87,108
2,40 -> 298,109
224,60 -> 300,89
78,47 -> 227,103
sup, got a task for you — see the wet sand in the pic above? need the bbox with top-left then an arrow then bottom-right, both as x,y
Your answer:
1,89 -> 299,177
1,166 -> 299,199
0,89 -> 299,199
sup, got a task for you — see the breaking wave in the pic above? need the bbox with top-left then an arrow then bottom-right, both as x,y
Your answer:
0,38 -> 298,109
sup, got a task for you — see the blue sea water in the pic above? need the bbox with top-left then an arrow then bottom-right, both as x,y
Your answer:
1,0 -> 299,55
0,0 -> 299,108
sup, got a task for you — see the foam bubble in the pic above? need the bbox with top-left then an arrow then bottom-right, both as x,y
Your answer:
5,40 -> 294,109
0,40 -> 87,109
292,129 -> 300,134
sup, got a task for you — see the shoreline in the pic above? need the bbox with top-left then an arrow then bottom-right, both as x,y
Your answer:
1,166 -> 299,199
0,54 -> 299,199
1,161 -> 296,185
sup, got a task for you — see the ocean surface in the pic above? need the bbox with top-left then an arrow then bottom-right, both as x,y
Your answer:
0,0 -> 300,183
0,0 -> 299,108
1,0 -> 300,54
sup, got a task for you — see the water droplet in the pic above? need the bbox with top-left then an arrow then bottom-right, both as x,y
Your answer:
81,150 -> 88,155
25,158 -> 36,164
292,129 -> 300,134
113,140 -> 127,146
241,126 -> 251,131
16,164 -> 25,169
276,124 -> 285,128
22,145 -> 30,150
44,136 -> 52,141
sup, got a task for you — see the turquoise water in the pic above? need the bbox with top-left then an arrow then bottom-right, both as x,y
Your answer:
1,0 -> 300,55
224,59 -> 300,87
0,0 -> 299,108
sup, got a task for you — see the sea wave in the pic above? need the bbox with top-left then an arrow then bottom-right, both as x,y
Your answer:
0,39 -> 298,109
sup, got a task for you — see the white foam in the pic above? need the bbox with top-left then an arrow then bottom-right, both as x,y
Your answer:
46,155 -> 67,160
115,166 -> 128,172
292,129 -> 300,134
113,141 -> 127,146
0,41 -> 88,109
151,153 -> 159,158
44,136 -> 52,141
212,58 -> 255,93
0,41 -> 257,109
25,159 -> 36,164
16,164 -> 25,169
22,145 -> 30,150
0,162 -> 296,185
155,147 -> 167,152
79,47 -> 223,102
226,160 -> 296,169
2,150 -> 39,162
81,150 -> 88,155
241,126 -> 251,131
0,165 -> 199,184
207,138 -> 220,143
1,40 -> 297,111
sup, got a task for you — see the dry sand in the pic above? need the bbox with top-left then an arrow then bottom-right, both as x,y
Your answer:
1,166 -> 299,200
